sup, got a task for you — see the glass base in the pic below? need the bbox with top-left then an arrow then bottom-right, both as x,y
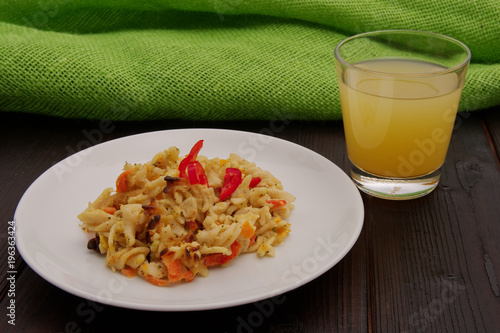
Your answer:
350,165 -> 440,200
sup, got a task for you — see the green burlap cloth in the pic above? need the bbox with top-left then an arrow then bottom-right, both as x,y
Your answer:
0,0 -> 499,121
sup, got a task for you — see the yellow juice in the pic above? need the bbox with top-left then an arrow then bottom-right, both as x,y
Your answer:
339,59 -> 463,178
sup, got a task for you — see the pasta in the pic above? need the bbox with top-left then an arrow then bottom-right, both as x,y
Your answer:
78,140 -> 295,286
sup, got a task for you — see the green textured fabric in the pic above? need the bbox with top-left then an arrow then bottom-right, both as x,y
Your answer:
0,0 -> 499,121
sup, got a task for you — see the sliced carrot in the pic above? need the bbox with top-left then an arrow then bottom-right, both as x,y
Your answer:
249,234 -> 257,246
168,273 -> 184,283
142,273 -> 169,287
266,199 -> 287,207
241,221 -> 255,239
183,271 -> 195,282
203,253 -> 225,267
203,241 -> 242,267
162,252 -> 194,283
102,206 -> 117,215
167,260 -> 182,279
121,267 -> 138,278
116,169 -> 132,193
161,252 -> 175,266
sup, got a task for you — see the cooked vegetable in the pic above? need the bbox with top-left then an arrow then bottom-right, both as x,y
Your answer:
116,169 -> 132,193
186,161 -> 209,187
219,168 -> 242,201
267,199 -> 287,207
102,206 -> 116,215
249,176 -> 262,188
241,221 -> 255,239
178,140 -> 204,178
121,267 -> 138,278
162,252 -> 195,282
203,241 -> 241,267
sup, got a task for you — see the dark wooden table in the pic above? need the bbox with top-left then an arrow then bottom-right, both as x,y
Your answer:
1,107 -> 499,333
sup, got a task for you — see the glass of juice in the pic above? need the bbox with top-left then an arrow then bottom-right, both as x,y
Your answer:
334,30 -> 470,199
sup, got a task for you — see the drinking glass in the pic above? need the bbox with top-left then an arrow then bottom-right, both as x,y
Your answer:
334,30 -> 470,199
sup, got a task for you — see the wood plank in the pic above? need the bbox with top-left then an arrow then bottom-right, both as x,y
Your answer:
283,120 -> 369,332
366,111 -> 500,332
483,106 -> 500,169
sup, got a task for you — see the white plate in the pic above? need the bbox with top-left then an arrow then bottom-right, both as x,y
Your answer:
15,128 -> 364,311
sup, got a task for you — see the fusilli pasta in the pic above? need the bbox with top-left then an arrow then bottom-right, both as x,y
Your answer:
78,140 -> 295,286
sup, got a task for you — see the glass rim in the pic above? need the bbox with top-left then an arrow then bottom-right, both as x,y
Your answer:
334,29 -> 471,77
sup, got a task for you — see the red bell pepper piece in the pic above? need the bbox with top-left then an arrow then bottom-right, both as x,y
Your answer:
186,161 -> 209,187
178,140 -> 204,178
249,177 -> 262,188
219,168 -> 242,201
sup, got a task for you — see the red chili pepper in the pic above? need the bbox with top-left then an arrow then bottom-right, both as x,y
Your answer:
178,140 -> 204,178
249,177 -> 262,188
219,168 -> 242,201
266,199 -> 287,207
186,161 -> 208,187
